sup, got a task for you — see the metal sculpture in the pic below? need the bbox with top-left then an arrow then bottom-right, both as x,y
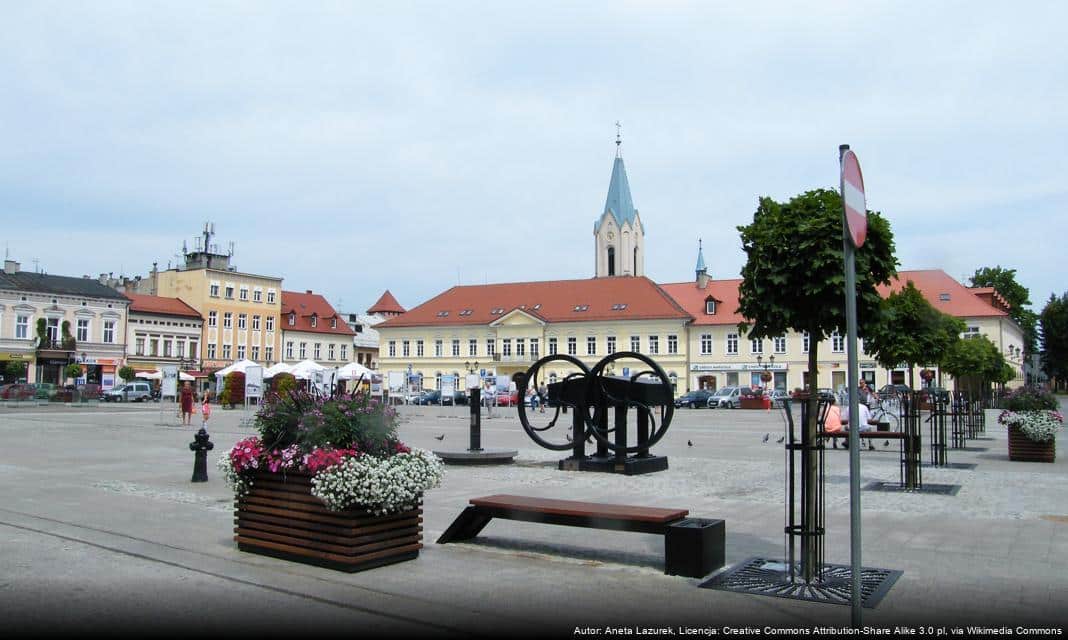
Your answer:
517,352 -> 674,475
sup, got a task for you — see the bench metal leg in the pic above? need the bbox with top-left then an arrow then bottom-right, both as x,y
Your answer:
437,506 -> 494,544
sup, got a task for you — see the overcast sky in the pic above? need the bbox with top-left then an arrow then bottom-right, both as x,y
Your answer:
2,1 -> 1064,317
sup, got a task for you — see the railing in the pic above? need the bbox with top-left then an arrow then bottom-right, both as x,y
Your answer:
37,339 -> 76,351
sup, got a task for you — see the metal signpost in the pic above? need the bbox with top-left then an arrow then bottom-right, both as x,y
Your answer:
840,144 -> 867,626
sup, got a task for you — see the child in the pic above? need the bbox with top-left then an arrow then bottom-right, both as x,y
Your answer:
200,391 -> 212,430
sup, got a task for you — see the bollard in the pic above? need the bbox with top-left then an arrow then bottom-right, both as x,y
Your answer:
469,388 -> 482,451
189,428 -> 214,482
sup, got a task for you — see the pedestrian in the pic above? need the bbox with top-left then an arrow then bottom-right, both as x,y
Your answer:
200,391 -> 212,430
179,381 -> 195,425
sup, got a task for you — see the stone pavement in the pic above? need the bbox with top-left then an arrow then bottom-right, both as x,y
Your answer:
1,400 -> 1066,636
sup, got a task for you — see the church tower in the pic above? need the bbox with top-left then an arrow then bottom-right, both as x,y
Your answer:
594,126 -> 644,278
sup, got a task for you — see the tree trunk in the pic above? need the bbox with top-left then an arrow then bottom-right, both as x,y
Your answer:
803,343 -> 820,582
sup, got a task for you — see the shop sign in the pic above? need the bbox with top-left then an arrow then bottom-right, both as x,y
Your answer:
691,363 -> 789,372
0,352 -> 31,361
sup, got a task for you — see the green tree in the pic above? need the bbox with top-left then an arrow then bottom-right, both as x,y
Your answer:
5,361 -> 28,381
941,335 -> 1010,395
970,266 -> 1038,355
1040,292 -> 1068,389
863,281 -> 964,389
737,188 -> 897,580
118,365 -> 136,382
64,363 -> 84,381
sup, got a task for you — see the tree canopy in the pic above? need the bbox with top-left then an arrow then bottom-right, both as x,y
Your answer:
737,188 -> 898,342
970,265 -> 1038,354
863,281 -> 964,387
941,335 -> 1011,393
1040,292 -> 1068,386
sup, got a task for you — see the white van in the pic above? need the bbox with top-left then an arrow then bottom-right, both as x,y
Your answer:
104,381 -> 153,402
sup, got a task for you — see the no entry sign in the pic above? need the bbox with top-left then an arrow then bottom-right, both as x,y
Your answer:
841,149 -> 867,248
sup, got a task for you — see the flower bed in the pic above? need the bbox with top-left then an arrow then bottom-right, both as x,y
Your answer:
219,388 -> 443,571
998,409 -> 1062,463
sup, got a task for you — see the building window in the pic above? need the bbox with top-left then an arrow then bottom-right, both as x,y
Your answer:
265,317 -> 274,332
516,338 -> 525,357
388,340 -> 397,357
252,315 -> 261,331
502,339 -> 512,357
299,343 -> 307,359
314,343 -> 321,360
251,346 -> 260,361
207,343 -> 217,359
413,339 -> 422,357
264,345 -> 273,362
566,337 -> 577,355
832,330 -> 845,353
648,335 -> 659,355
135,336 -> 145,355
207,311 -> 217,328
667,334 -> 678,354
543,337 -> 554,355
469,339 -> 478,357
963,326 -> 981,339
225,285 -> 234,299
700,334 -> 712,355
452,339 -> 461,357
286,342 -> 294,359
587,336 -> 597,356
340,345 -> 347,360
433,339 -> 441,357
222,344 -> 232,359
149,338 -> 159,357
630,335 -> 640,353
606,336 -> 616,354
163,340 -> 172,357
402,340 -> 410,357
726,333 -> 739,355
288,313 -> 295,326
210,282 -> 220,297
331,318 -> 337,329
239,287 -> 249,301
47,318 -> 59,342
750,338 -> 763,354
189,341 -> 198,359
773,336 -> 786,354
223,313 -> 233,329
238,314 -> 247,330
237,345 -> 246,360
15,315 -> 29,339
76,319 -> 89,342
705,300 -> 716,315
802,331 -> 810,354
486,339 -> 495,356
253,288 -> 262,303
103,320 -> 116,344
311,316 -> 317,328
530,338 -> 539,358
267,290 -> 276,304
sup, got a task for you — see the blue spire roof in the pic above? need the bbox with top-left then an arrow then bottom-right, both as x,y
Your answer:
600,156 -> 637,229
695,240 -> 706,273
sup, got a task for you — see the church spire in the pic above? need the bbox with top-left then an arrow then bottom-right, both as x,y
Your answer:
594,125 -> 645,278
696,239 -> 709,289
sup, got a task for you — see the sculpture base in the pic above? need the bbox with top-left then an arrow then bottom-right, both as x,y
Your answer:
558,454 -> 668,475
434,448 -> 517,465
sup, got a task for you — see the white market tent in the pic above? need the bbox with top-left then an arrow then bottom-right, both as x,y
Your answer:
337,362 -> 376,381
263,362 -> 293,379
290,359 -> 327,380
136,369 -> 194,381
214,359 -> 261,377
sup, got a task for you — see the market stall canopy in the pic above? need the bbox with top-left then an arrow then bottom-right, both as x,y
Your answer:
214,359 -> 261,378
290,359 -> 327,380
337,362 -> 376,381
263,362 -> 293,379
136,368 -> 194,381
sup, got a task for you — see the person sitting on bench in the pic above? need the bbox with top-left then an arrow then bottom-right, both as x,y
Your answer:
824,396 -> 844,434
841,394 -> 878,450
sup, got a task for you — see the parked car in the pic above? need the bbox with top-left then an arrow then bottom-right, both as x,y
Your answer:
675,389 -> 714,409
452,390 -> 469,405
77,383 -> 103,400
495,390 -> 519,406
707,386 -> 742,409
0,383 -> 36,400
104,381 -> 153,402
878,384 -> 911,397
33,383 -> 58,400
767,389 -> 791,408
415,390 -> 454,406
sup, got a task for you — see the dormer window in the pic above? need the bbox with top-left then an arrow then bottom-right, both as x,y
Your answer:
705,299 -> 717,315
331,318 -> 337,328
573,305 -> 589,312
939,293 -> 950,302
459,309 -> 473,316
311,316 -> 317,328
436,311 -> 449,317
288,313 -> 296,326
532,304 -> 541,310
611,303 -> 627,311
491,308 -> 504,315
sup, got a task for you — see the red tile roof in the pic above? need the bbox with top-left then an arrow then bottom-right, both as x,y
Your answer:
124,293 -> 202,319
377,276 -> 692,328
281,290 -> 355,336
368,290 -> 406,315
662,269 -> 1009,325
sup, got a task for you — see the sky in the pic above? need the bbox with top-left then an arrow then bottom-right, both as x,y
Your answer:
2,1 -> 1065,317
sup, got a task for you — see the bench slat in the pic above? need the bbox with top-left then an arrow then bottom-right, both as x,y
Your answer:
469,494 -> 688,523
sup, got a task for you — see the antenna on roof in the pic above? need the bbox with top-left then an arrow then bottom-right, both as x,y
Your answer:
33,258 -> 40,273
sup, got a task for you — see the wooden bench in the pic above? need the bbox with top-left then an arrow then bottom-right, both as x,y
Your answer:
822,429 -> 905,449
437,494 -> 724,578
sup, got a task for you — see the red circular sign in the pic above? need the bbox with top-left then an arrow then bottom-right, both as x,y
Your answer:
841,150 -> 867,248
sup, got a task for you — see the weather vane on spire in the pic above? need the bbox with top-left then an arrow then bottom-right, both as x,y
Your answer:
615,120 -> 623,154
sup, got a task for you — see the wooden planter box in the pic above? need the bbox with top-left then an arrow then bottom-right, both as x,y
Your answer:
739,396 -> 770,410
1008,426 -> 1056,463
235,471 -> 423,572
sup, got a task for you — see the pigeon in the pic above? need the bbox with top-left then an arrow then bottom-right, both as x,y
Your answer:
434,434 -> 445,441
687,439 -> 693,447
884,440 -> 890,448
776,435 -> 785,444
762,433 -> 769,443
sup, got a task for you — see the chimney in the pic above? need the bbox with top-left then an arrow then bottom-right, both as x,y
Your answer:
3,259 -> 18,275
306,289 -> 313,294
99,273 -> 108,284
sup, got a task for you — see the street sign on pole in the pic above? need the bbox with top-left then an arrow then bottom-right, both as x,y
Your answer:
840,143 -> 864,627
842,149 -> 867,248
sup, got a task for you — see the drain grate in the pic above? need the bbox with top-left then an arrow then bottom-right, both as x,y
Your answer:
921,462 -> 977,470
700,557 -> 901,608
865,481 -> 960,496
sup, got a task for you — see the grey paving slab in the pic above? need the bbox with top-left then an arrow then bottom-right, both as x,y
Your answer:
0,402 -> 1066,636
